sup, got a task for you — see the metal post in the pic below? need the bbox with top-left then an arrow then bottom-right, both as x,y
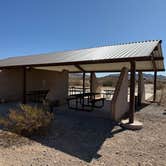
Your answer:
153,71 -> 157,102
129,61 -> 136,123
22,67 -> 26,104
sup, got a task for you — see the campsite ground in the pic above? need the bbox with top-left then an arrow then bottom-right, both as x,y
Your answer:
0,102 -> 166,166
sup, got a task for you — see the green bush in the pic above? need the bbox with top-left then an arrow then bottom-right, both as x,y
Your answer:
0,104 -> 54,136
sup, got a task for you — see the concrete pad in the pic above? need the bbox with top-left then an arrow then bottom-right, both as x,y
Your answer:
120,119 -> 143,130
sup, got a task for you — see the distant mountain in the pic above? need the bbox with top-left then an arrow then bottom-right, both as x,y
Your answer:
69,72 -> 166,87
100,73 -> 166,80
70,72 -> 166,80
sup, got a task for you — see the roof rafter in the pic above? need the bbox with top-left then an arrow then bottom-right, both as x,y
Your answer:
75,65 -> 85,72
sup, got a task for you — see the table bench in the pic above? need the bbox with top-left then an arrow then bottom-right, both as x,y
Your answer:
67,93 -> 105,111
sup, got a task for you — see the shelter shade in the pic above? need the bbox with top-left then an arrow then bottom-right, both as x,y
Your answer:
0,40 -> 164,72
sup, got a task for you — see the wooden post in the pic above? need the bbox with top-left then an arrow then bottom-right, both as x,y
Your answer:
83,72 -> 86,94
153,71 -> 157,102
22,67 -> 26,104
129,61 -> 136,123
82,72 -> 85,109
90,72 -> 93,93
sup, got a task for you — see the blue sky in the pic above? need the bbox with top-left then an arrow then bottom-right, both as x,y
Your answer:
0,0 -> 165,76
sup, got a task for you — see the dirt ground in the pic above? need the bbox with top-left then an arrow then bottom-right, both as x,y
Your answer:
0,103 -> 166,166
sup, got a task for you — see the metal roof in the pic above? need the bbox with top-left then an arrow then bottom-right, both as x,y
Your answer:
0,40 -> 164,72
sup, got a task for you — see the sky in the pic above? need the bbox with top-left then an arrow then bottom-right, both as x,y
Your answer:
0,0 -> 166,76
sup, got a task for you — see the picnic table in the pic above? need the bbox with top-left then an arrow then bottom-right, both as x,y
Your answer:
26,90 -> 49,103
67,92 -> 105,111
102,89 -> 114,99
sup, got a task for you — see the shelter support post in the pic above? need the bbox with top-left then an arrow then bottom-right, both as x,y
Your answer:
83,72 -> 85,94
153,71 -> 157,102
129,61 -> 136,123
22,67 -> 26,104
82,72 -> 85,109
90,72 -> 93,93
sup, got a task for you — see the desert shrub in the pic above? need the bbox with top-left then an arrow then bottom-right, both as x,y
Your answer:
0,104 -> 54,136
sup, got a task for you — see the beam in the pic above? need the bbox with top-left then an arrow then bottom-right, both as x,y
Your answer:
22,67 -> 26,104
129,61 -> 136,123
75,65 -> 85,72
153,71 -> 157,102
69,68 -> 165,73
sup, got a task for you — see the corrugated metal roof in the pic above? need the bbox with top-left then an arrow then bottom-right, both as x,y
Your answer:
0,40 -> 164,72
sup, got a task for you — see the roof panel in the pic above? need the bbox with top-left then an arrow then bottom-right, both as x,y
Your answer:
0,40 -> 164,72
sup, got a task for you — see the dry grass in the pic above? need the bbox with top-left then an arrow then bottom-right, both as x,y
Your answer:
0,104 -> 54,136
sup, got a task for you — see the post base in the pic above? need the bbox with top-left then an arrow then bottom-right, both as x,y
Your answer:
120,119 -> 143,130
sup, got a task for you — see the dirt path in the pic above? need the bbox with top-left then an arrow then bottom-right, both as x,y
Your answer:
0,103 -> 166,166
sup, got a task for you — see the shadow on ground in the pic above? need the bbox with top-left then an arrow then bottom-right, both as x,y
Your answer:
0,103 -> 125,162
136,103 -> 150,112
30,110 -> 124,162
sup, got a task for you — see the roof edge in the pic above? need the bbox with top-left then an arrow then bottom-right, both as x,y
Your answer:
0,56 -> 163,69
1,40 -> 161,60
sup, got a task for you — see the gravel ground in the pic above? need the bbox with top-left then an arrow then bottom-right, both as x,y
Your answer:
0,103 -> 166,166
